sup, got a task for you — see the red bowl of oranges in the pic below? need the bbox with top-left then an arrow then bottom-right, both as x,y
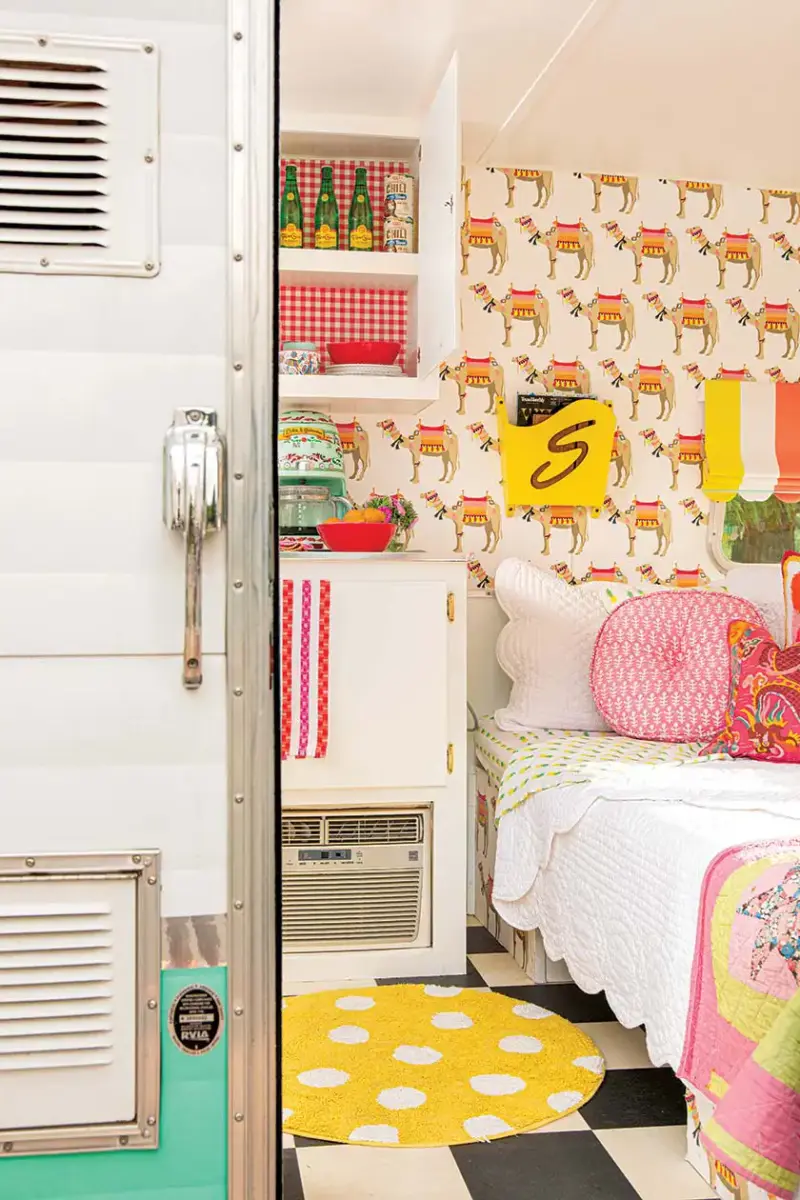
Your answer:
318,508 -> 395,552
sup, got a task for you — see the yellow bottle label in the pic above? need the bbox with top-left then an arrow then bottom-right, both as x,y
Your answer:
286,191 -> 295,201
357,193 -> 365,203
315,224 -> 337,250
350,224 -> 373,251
321,192 -> 329,202
281,223 -> 302,248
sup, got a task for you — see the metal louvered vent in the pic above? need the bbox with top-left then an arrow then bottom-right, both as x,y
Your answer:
0,903 -> 114,1072
0,33 -> 159,276
325,813 -> 424,846
282,815 -> 323,846
283,870 -> 422,946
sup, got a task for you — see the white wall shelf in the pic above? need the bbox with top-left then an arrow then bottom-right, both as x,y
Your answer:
279,248 -> 419,289
279,372 -> 438,415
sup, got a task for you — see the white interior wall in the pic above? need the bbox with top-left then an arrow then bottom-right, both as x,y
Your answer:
0,0 -> 228,917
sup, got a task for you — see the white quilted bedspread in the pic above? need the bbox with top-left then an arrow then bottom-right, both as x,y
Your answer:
489,734 -> 800,1069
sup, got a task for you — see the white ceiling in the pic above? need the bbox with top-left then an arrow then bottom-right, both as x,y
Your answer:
280,0 -> 800,186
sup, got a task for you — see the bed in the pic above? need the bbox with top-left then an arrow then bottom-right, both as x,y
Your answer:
474,716 -> 800,1200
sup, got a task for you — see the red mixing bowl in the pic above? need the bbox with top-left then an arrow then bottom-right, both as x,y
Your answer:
317,522 -> 395,552
327,340 -> 400,366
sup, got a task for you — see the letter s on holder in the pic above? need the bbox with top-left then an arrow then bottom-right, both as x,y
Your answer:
163,408 -> 225,689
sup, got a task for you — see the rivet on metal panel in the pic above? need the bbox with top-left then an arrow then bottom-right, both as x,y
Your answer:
144,153 -> 154,164
234,1005 -> 244,1016
147,876 -> 157,885
234,1112 -> 244,1123
234,472 -> 244,481
233,687 -> 243,697
147,1115 -> 157,1126
144,262 -> 155,271
147,999 -> 158,1010
143,43 -> 154,53
234,793 -> 244,804
3,1142 -> 13,1152
143,857 -> 152,866
132,854 -> 142,864
119,1136 -> 129,1146
39,258 -> 49,268
25,858 -> 35,868
234,362 -> 243,371
234,580 -> 243,589
234,143 -> 244,152
234,900 -> 243,910
234,252 -> 243,262
37,36 -> 47,46
233,30 -> 243,40
142,1130 -> 151,1140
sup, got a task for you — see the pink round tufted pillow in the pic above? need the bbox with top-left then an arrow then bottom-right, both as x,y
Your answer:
590,590 -> 765,742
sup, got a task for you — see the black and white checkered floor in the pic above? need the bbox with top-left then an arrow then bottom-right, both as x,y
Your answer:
282,919 -> 716,1200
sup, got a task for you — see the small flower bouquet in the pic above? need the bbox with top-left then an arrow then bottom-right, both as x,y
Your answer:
362,492 -> 418,552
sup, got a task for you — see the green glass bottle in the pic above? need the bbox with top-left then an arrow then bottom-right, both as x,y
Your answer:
314,166 -> 339,250
348,167 -> 373,251
280,164 -> 303,249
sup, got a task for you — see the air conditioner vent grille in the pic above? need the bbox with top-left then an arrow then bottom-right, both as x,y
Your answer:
283,871 -> 422,947
282,816 -> 323,846
325,814 -> 423,846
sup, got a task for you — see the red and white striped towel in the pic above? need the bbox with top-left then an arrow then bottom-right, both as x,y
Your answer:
281,579 -> 331,761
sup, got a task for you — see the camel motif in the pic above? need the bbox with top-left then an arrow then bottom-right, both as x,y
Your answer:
727,297 -> 800,360
759,188 -> 800,225
603,496 -> 673,557
461,175 -> 508,275
601,220 -> 679,284
466,553 -> 494,591
513,928 -> 530,974
640,429 -> 706,490
769,230 -> 800,267
476,789 -> 490,855
334,419 -> 370,481
707,1155 -> 752,1200
469,281 -> 550,347
477,861 -> 500,940
521,504 -> 590,556
466,422 -> 499,453
682,363 -> 757,389
512,354 -> 592,394
558,287 -> 636,351
661,178 -> 723,219
488,166 -> 553,209
439,354 -> 505,415
687,227 -> 762,290
552,562 -> 628,585
575,171 -> 639,214
765,366 -> 800,384
643,292 -> 719,357
516,215 -> 594,280
680,497 -> 708,527
421,490 -> 502,554
611,428 -> 632,487
377,419 -> 459,484
637,564 -> 711,588
599,357 -> 676,421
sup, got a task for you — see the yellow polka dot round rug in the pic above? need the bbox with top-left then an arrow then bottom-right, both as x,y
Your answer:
282,984 -> 605,1147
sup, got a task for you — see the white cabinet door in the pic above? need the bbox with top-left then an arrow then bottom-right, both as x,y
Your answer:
417,53 -> 460,377
282,580 -> 449,791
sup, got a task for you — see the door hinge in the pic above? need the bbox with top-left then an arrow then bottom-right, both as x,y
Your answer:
446,591 -> 455,622
447,743 -> 454,774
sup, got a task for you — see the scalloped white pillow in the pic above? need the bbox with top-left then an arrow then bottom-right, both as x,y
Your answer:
494,558 -> 610,732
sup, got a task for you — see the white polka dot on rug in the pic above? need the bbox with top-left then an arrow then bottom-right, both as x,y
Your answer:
512,1002 -> 551,1020
499,1035 -> 543,1054
297,1068 -> 350,1089
377,1086 -> 427,1110
573,1055 -> 604,1075
470,1074 -> 527,1096
335,995 -> 375,1011
431,1011 -> 473,1030
424,984 -> 462,997
463,1115 -> 514,1140
328,1025 -> 369,1045
548,1089 -> 583,1112
393,1044 -> 442,1065
349,1125 -> 399,1144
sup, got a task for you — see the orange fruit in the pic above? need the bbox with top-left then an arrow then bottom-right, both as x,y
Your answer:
324,516 -> 341,524
362,508 -> 387,523
343,509 -> 364,523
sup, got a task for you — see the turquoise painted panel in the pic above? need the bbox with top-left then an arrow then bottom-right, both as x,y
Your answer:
0,968 -> 227,1200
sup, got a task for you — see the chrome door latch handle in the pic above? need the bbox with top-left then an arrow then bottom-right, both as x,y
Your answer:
163,407 -> 225,689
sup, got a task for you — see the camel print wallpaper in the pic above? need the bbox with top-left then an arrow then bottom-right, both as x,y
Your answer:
338,168 -> 800,591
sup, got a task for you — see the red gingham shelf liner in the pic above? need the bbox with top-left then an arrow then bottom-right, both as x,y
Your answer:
280,158 -> 410,252
279,284 -> 409,373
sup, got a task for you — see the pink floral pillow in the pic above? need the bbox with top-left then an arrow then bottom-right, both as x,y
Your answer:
590,591 -> 764,742
703,620 -> 800,761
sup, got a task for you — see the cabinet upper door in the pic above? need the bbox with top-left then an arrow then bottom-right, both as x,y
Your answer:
417,53 -> 460,378
282,578 -> 450,791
